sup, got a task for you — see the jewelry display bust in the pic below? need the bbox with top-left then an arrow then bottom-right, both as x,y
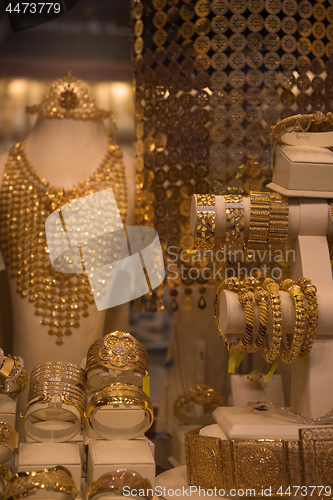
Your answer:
0,75 -> 134,384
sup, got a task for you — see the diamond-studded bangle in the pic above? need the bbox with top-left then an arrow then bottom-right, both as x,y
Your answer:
194,194 -> 216,251
225,194 -> 245,251
268,192 -> 289,249
248,192 -> 270,251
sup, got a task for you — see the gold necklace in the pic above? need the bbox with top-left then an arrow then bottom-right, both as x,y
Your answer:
0,135 -> 127,345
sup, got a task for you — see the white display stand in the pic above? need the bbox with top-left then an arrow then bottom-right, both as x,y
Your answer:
87,438 -> 155,488
191,194 -> 333,417
84,407 -> 149,441
168,424 -> 200,467
213,406 -> 333,440
230,374 -> 285,407
16,442 -> 82,490
0,394 -> 16,429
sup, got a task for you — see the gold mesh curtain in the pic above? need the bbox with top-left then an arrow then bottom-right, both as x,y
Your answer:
132,0 -> 333,312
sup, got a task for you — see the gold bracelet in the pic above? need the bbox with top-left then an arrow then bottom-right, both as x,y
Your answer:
87,470 -> 153,500
30,362 -> 85,389
173,384 -> 225,425
280,279 -> 306,363
194,194 -> 216,251
3,466 -> 79,500
248,401 -> 333,425
246,284 -> 269,354
297,278 -> 318,358
224,194 -> 245,250
86,382 -> 154,440
0,348 -> 4,370
248,192 -> 270,251
0,422 -> 16,463
0,355 -> 28,400
261,278 -> 283,363
86,331 -> 148,389
270,111 -> 333,146
267,192 -> 289,249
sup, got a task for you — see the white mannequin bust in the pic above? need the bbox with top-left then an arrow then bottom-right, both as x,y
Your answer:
0,116 -> 135,386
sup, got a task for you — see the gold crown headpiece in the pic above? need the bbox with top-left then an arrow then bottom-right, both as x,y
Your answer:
26,71 -> 112,121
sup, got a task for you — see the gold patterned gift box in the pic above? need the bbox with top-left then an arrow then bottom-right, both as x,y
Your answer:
185,427 -> 333,497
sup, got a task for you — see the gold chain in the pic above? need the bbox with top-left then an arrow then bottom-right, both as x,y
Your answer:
0,136 -> 127,345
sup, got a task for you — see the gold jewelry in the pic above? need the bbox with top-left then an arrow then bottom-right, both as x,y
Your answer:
86,331 -> 148,390
30,361 -> 85,389
21,362 -> 85,442
248,192 -> 270,250
173,384 -> 225,425
87,470 -> 153,500
297,278 -> 318,357
195,194 -> 216,251
185,427 -> 333,493
86,382 -> 154,440
0,136 -> 127,345
261,278 -> 283,363
0,355 -> 28,400
26,72 -> 112,121
279,279 -> 306,363
3,466 -> 79,500
0,465 -> 11,486
0,422 -> 16,463
270,111 -> 333,146
246,283 -> 269,353
224,194 -> 245,250
267,192 -> 289,249
248,401 -> 333,425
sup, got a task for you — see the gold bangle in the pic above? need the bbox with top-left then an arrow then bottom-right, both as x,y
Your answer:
248,192 -> 270,251
0,422 -> 16,463
86,331 -> 148,389
0,356 -> 28,400
297,278 -> 318,357
87,470 -> 153,500
194,194 -> 216,251
3,466 -> 79,500
224,194 -> 245,250
267,192 -> 289,249
244,281 -> 269,354
261,278 -> 283,363
86,382 -> 154,440
280,279 -> 306,363
173,384 -> 225,425
30,362 -> 85,389
270,111 -> 333,146
214,278 -> 243,352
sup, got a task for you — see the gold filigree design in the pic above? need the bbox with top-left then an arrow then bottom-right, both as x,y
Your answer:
99,332 -> 139,368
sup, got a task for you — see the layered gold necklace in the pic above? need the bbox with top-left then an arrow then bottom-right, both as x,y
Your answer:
0,136 -> 127,345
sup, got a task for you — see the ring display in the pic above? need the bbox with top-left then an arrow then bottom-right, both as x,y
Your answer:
86,332 -> 148,390
0,422 -> 16,463
86,382 -> 153,440
3,466 -> 78,500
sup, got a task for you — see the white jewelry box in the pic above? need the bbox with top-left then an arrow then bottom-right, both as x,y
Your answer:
268,144 -> 333,197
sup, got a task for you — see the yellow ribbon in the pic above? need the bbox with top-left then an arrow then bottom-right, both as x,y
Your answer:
264,362 -> 278,382
143,370 -> 150,397
228,350 -> 246,373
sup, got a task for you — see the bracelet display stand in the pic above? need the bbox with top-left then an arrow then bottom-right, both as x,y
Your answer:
158,144 -> 333,495
230,374 -> 285,407
168,424 -> 201,468
0,395 -> 16,429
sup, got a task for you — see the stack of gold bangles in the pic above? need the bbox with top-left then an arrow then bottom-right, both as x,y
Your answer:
3,466 -> 78,500
21,362 -> 85,442
85,332 -> 154,440
194,191 -> 289,251
214,277 -> 318,365
0,349 -> 28,400
86,331 -> 148,390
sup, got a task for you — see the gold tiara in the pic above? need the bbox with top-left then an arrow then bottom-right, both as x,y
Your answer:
26,71 -> 112,121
